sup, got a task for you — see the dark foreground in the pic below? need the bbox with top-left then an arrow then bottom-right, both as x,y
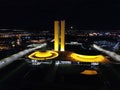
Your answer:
0,60 -> 120,90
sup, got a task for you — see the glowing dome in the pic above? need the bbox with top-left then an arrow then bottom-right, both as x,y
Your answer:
35,51 -> 52,58
80,70 -> 98,75
69,52 -> 109,63
28,51 -> 59,60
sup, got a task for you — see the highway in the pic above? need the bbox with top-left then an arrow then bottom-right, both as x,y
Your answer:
0,43 -> 47,69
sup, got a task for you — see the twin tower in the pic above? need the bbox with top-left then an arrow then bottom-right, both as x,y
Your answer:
54,20 -> 65,51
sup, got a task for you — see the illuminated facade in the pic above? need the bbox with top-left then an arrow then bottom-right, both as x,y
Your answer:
69,52 -> 109,63
54,20 -> 65,51
28,51 -> 58,60
54,21 -> 59,51
27,20 -> 110,67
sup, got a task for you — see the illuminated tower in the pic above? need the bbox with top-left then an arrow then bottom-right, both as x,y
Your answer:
54,21 -> 59,51
60,20 -> 65,51
54,20 -> 65,51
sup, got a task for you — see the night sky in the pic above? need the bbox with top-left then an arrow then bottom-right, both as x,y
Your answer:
0,0 -> 119,31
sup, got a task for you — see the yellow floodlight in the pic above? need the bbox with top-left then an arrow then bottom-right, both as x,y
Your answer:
70,52 -> 109,63
60,20 -> 65,51
28,51 -> 59,60
54,20 -> 65,51
35,51 -> 52,58
54,21 -> 59,51
81,70 -> 98,75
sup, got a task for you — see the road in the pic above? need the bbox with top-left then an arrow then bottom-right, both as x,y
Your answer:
0,43 -> 47,69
